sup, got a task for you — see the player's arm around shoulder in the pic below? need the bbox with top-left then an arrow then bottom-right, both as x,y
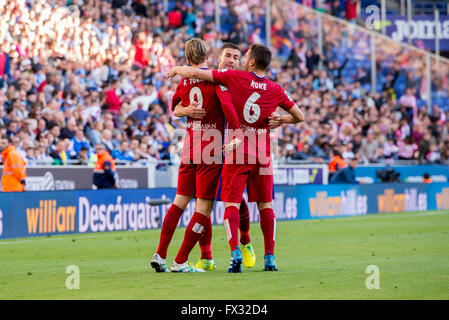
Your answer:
212,68 -> 241,86
168,66 -> 214,82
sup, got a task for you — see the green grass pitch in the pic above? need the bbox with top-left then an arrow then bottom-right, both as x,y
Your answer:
1,210 -> 448,300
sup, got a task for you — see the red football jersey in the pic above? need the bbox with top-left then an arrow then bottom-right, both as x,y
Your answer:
172,77 -> 225,164
212,69 -> 296,163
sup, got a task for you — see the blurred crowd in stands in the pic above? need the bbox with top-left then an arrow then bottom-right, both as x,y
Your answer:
271,0 -> 449,166
0,0 -> 448,169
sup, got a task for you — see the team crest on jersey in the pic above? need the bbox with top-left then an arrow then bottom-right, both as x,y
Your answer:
219,85 -> 228,91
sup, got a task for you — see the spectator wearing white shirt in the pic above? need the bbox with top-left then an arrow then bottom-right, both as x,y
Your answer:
399,87 -> 417,124
397,118 -> 411,141
397,136 -> 418,160
35,141 -> 54,164
101,129 -> 115,153
383,138 -> 399,162
130,87 -> 158,112
426,144 -> 440,163
342,142 -> 355,161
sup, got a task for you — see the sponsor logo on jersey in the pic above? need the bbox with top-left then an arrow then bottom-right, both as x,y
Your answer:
186,122 -> 218,130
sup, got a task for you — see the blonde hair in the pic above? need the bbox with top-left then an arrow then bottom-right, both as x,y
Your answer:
185,38 -> 209,65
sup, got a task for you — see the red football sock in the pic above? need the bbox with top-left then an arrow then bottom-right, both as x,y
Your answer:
175,212 -> 209,264
156,204 -> 184,259
259,208 -> 276,256
224,206 -> 240,252
239,199 -> 251,245
198,217 -> 212,260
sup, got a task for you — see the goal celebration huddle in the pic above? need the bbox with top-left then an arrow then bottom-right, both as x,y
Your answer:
150,39 -> 305,273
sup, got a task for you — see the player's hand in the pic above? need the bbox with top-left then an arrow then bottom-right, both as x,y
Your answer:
223,138 -> 242,153
167,66 -> 181,78
268,112 -> 283,129
167,66 -> 189,78
185,101 -> 206,119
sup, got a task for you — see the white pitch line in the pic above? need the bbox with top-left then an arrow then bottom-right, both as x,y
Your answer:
0,239 -> 33,245
0,229 -> 161,245
407,211 -> 445,217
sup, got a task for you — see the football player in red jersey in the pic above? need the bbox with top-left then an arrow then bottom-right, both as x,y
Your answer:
168,44 -> 305,272
151,39 -> 243,272
171,43 -> 257,271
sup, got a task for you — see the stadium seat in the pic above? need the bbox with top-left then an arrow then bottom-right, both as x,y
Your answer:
362,83 -> 372,92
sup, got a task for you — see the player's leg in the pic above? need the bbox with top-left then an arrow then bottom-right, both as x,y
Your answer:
171,198 -> 214,272
224,202 -> 244,273
247,164 -> 278,271
195,165 -> 221,270
222,164 -> 249,273
150,194 -> 192,272
155,194 -> 191,258
239,198 -> 256,268
196,214 -> 216,270
198,214 -> 213,255
257,201 -> 278,271
151,164 -> 195,272
194,164 -> 222,271
239,198 -> 250,245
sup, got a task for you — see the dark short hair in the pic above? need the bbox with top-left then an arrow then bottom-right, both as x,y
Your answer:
49,123 -> 60,130
247,44 -> 272,70
0,134 -> 12,143
220,42 -> 241,55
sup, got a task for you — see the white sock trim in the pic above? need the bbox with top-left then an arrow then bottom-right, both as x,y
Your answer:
224,219 -> 232,241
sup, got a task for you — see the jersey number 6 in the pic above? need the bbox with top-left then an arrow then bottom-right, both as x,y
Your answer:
243,92 -> 261,124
